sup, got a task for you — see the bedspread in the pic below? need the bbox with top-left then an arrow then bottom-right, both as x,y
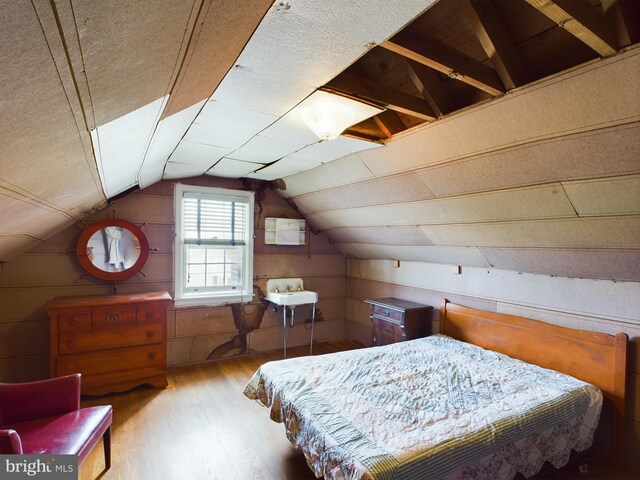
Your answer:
243,335 -> 602,480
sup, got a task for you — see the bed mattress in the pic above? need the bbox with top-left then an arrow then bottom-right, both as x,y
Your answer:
244,335 -> 602,480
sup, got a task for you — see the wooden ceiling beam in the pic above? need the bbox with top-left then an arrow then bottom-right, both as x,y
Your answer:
342,130 -> 385,143
323,72 -> 437,121
524,0 -> 618,56
404,59 -> 456,117
461,0 -> 528,90
373,110 -> 407,137
381,30 -> 505,97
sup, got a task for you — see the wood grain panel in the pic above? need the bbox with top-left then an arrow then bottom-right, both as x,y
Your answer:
167,331 -> 237,365
481,247 -> 640,282
0,321 -> 49,358
563,174 -> 640,216
0,236 -> 45,263
282,155 -> 374,198
308,184 -> 577,230
87,194 -> 174,224
292,173 -> 435,215
254,253 -> 346,279
345,320 -> 372,346
337,244 -> 491,267
418,123 -> 640,197
420,216 -> 640,248
327,226 -> 434,246
175,307 -> 236,337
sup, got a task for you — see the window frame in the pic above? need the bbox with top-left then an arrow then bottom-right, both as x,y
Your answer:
173,183 -> 254,307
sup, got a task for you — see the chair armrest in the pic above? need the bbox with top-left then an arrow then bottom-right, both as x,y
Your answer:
0,429 -> 23,454
0,374 -> 81,424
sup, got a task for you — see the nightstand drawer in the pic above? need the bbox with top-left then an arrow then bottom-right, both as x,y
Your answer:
370,305 -> 403,323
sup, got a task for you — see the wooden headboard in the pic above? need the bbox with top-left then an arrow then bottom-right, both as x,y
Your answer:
441,299 -> 628,469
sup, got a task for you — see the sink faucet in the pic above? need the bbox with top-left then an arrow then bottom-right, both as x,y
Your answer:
274,286 -> 280,293
297,285 -> 303,291
286,284 -> 292,292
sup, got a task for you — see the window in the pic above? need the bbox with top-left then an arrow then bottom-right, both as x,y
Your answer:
174,184 -> 254,306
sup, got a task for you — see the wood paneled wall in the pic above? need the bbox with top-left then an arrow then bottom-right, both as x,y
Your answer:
345,258 -> 640,472
0,176 -> 346,382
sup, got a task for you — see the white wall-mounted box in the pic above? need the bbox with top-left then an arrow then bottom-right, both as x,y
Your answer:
265,218 -> 306,245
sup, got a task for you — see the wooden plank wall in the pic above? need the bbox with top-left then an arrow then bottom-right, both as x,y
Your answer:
0,176 -> 346,381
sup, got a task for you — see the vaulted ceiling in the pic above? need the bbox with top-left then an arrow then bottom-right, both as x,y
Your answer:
1,0 -> 639,280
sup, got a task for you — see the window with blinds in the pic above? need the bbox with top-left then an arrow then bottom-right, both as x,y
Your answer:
174,184 -> 254,304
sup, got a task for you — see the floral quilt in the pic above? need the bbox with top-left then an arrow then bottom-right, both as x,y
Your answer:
244,335 -> 602,480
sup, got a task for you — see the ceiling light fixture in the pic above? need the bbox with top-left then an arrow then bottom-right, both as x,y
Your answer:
298,90 -> 384,141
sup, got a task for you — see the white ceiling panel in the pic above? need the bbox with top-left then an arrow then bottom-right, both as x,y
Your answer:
206,159 -> 264,178
260,108 -> 322,144
227,135 -> 308,164
164,162 -> 213,180
92,96 -> 168,197
247,156 -> 323,181
138,100 -> 206,189
185,101 -> 278,148
166,141 -> 233,173
290,136 -> 383,163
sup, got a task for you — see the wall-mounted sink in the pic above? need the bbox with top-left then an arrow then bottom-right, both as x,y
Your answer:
265,278 -> 318,358
265,278 -> 317,306
267,290 -> 318,306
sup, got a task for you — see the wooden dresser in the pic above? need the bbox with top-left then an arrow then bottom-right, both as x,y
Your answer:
365,297 -> 433,347
46,291 -> 173,396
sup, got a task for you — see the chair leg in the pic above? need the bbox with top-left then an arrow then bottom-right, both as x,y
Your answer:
103,426 -> 111,470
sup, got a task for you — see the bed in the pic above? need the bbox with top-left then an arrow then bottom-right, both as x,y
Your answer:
243,300 -> 628,479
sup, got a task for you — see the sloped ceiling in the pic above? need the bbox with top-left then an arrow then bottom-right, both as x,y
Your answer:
0,0 -> 639,282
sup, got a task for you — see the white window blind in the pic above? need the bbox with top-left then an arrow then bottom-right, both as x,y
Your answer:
174,184 -> 254,306
182,193 -> 248,246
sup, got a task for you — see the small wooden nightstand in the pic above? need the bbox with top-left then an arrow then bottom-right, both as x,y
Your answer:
365,297 -> 433,346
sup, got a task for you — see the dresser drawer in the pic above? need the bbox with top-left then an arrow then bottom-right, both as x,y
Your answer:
370,305 -> 403,324
92,307 -> 134,328
58,312 -> 91,332
137,304 -> 163,323
58,344 -> 164,377
59,323 -> 162,353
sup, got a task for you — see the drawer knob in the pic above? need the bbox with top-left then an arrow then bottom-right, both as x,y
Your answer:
146,330 -> 155,339
384,311 -> 390,317
144,311 -> 154,320
67,339 -> 77,347
68,318 -> 78,326
65,363 -> 74,370
107,312 -> 120,324
147,352 -> 156,360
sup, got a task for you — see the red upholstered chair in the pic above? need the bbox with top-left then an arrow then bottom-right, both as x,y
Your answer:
0,374 -> 112,470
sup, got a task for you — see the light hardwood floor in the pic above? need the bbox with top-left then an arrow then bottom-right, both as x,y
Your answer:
80,342 -> 637,480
